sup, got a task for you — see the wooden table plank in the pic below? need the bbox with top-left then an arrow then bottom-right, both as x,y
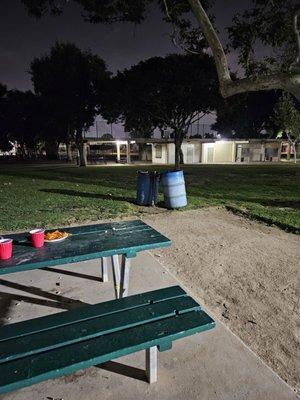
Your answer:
0,220 -> 171,274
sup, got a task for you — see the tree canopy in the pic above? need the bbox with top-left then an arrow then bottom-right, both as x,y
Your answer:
0,84 -> 13,152
213,91 -> 281,139
102,53 -> 219,168
30,41 -> 111,164
0,86 -> 44,155
273,92 -> 300,135
227,1 -> 298,75
5,90 -> 43,154
22,0 -> 300,100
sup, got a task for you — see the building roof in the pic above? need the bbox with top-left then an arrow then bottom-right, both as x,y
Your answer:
86,138 -> 282,144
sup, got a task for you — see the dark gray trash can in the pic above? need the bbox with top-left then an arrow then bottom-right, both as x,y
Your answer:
136,171 -> 160,206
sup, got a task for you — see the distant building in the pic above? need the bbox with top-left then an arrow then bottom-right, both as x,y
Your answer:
144,138 -> 281,164
83,138 -> 282,164
281,141 -> 300,160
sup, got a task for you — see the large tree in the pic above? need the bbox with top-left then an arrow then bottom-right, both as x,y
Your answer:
101,76 -> 157,140
0,84 -> 13,152
30,42 -> 111,165
22,0 -> 300,100
102,53 -> 219,169
1,89 -> 43,156
213,91 -> 281,139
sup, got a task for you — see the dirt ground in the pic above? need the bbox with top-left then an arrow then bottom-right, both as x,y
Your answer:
144,208 -> 300,393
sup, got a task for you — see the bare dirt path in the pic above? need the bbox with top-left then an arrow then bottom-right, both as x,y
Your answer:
144,208 -> 300,393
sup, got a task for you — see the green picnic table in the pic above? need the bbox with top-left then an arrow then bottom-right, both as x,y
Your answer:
0,219 -> 216,393
0,219 -> 171,298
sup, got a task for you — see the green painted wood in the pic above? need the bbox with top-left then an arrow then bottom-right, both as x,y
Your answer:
0,220 -> 171,275
11,220 -> 148,242
0,296 -> 199,363
0,310 -> 215,394
0,286 -> 186,342
157,342 -> 173,352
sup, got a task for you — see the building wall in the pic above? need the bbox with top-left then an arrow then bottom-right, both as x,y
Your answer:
235,141 -> 250,162
281,141 -> 300,160
152,142 -> 202,164
202,141 -> 235,163
182,142 -> 201,163
195,142 -> 202,163
214,142 -> 235,163
202,143 -> 214,163
166,142 -> 202,164
264,142 -> 280,161
167,143 -> 175,164
151,140 -> 281,165
152,143 -> 168,164
250,143 -> 264,162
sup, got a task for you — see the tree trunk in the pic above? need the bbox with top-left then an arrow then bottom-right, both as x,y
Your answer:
287,143 -> 291,161
75,130 -> 87,167
126,140 -> 131,164
174,134 -> 184,170
78,142 -> 87,167
180,148 -> 184,164
277,141 -> 282,162
66,142 -> 73,163
292,143 -> 297,163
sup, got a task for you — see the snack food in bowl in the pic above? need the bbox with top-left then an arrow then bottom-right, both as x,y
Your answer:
44,230 -> 71,241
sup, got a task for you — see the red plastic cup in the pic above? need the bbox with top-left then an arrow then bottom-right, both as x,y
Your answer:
30,229 -> 45,248
0,238 -> 13,260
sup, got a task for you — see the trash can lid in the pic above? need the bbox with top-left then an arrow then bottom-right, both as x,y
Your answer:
162,170 -> 184,178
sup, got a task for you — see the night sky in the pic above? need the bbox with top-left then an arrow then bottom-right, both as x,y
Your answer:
0,1 -> 257,133
0,0 -> 254,91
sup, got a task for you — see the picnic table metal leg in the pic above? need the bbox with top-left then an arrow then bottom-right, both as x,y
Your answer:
101,257 -> 109,282
111,253 -> 158,382
146,347 -> 158,383
111,255 -> 121,298
120,255 -> 131,298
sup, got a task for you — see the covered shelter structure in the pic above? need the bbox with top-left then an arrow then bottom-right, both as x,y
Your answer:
58,138 -> 283,165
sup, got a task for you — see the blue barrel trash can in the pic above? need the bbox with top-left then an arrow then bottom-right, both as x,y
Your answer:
136,171 -> 160,206
161,170 -> 187,209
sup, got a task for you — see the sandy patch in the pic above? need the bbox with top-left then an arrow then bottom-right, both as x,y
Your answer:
144,208 -> 300,392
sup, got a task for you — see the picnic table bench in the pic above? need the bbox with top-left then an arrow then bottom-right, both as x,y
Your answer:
0,285 -> 215,394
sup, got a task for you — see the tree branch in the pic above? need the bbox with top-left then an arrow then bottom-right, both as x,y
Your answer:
189,111 -> 208,124
140,105 -> 176,130
290,5 -> 300,72
225,72 -> 300,98
188,0 -> 300,101
187,0 -> 231,92
163,0 -> 202,55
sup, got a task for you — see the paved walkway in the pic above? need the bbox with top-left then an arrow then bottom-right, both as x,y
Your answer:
0,252 -> 298,400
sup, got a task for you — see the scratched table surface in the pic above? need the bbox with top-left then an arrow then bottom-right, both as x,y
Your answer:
0,220 -> 171,275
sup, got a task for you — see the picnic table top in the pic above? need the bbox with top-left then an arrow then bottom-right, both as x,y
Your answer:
0,220 -> 171,275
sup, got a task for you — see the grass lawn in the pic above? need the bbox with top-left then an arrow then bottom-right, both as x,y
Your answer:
0,162 -> 299,233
